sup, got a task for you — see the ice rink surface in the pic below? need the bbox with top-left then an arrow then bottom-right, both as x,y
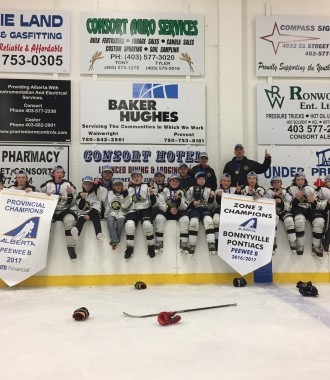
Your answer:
1,283 -> 330,380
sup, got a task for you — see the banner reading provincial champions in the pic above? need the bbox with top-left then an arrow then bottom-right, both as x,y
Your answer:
218,194 -> 276,276
0,189 -> 58,287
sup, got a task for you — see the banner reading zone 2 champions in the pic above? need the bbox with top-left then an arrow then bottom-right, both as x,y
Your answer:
218,194 -> 276,276
0,189 -> 58,287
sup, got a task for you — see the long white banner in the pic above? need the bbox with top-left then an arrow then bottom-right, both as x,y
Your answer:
0,189 -> 58,287
218,194 -> 276,276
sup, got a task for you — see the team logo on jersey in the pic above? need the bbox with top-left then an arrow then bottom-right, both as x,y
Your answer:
238,218 -> 257,232
4,217 -> 39,241
132,83 -> 178,99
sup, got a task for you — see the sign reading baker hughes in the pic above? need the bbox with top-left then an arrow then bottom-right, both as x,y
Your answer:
79,12 -> 204,75
257,84 -> 330,145
0,10 -> 70,73
80,81 -> 205,145
256,16 -> 330,77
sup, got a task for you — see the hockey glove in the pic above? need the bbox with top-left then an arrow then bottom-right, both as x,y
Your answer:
134,281 -> 147,290
72,307 -> 90,321
157,311 -> 181,326
233,278 -> 247,287
296,281 -> 318,297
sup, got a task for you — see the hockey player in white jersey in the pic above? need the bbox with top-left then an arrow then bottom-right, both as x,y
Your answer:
186,172 -> 216,255
286,172 -> 324,257
264,176 -> 297,254
315,174 -> 330,252
154,174 -> 189,252
40,165 -> 77,260
213,173 -> 239,250
124,171 -> 157,260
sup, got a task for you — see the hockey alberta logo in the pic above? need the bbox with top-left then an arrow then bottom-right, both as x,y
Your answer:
132,83 -> 178,99
4,217 -> 39,241
238,218 -> 257,232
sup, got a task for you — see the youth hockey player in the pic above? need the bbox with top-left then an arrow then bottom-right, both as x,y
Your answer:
264,176 -> 297,254
177,163 -> 194,193
186,172 -> 216,255
124,171 -> 157,260
286,172 -> 324,257
213,173 -> 239,250
315,175 -> 330,252
105,179 -> 131,250
40,165 -> 77,259
154,174 -> 189,252
240,171 -> 265,199
71,176 -> 106,244
10,170 -> 36,192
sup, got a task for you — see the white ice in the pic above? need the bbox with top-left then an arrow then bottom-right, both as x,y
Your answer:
1,284 -> 330,380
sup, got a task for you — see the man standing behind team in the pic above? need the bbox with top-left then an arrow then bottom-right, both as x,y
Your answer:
223,144 -> 271,188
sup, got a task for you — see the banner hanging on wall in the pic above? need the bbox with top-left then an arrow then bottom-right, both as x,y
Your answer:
0,188 -> 58,287
80,81 -> 205,145
80,145 -> 204,184
0,78 -> 71,142
0,145 -> 69,190
257,145 -> 330,188
0,10 -> 70,73
257,84 -> 330,145
218,194 -> 276,276
79,12 -> 204,75
256,16 -> 330,77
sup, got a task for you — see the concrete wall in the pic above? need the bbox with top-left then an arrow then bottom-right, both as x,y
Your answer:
1,0 -> 330,287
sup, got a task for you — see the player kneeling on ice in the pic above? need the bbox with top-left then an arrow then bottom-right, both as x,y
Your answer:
286,172 -> 325,257
264,176 -> 297,255
186,172 -> 216,255
124,171 -> 157,260
213,173 -> 239,250
154,174 -> 189,252
104,179 -> 131,250
71,176 -> 105,246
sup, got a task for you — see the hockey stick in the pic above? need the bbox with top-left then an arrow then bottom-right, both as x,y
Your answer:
123,302 -> 237,318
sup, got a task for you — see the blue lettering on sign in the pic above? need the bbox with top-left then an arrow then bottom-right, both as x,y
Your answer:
265,167 -> 304,179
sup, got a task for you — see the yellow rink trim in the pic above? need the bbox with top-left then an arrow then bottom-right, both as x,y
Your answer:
0,272 -> 329,288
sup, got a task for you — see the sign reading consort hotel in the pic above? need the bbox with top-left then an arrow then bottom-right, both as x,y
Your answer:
257,84 -> 330,145
80,81 -> 205,145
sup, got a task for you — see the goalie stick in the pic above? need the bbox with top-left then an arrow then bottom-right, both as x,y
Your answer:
123,302 -> 237,318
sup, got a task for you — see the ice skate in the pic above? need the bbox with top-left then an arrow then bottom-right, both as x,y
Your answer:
208,242 -> 217,255
96,233 -> 105,242
312,245 -> 323,258
188,244 -> 196,255
148,245 -> 156,258
180,241 -> 189,253
154,241 -> 163,253
289,240 -> 297,254
124,246 -> 134,260
67,246 -> 77,260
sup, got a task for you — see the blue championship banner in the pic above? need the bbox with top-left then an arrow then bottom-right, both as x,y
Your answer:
0,188 -> 58,287
218,194 -> 276,276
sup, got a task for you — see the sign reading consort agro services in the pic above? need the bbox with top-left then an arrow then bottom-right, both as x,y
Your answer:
257,84 -> 330,145
80,81 -> 205,145
80,12 -> 204,75
256,16 -> 330,77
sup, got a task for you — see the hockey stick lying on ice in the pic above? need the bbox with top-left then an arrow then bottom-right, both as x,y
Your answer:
123,303 -> 237,318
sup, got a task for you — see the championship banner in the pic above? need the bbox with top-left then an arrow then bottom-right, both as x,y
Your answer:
80,81 -> 205,145
218,194 -> 276,276
256,16 -> 330,77
0,10 -> 70,73
80,12 -> 204,75
0,188 -> 58,287
80,145 -> 204,184
257,84 -> 330,145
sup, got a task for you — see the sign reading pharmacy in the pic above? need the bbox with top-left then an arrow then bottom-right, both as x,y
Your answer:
256,16 -> 330,77
80,81 -> 205,145
257,84 -> 330,145
80,12 -> 204,75
218,194 -> 276,276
